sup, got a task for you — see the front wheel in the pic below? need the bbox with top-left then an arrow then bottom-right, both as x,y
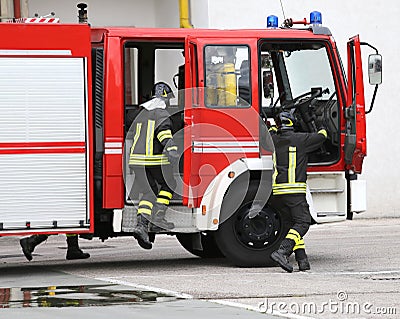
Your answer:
176,232 -> 225,258
215,181 -> 291,267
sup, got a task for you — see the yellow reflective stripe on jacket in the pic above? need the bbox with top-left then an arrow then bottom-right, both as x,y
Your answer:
130,154 -> 167,159
129,159 -> 170,165
288,146 -> 296,184
130,159 -> 169,162
273,188 -> 307,195
272,182 -> 307,195
159,190 -> 173,199
157,129 -> 173,143
273,183 -> 307,189
130,123 -> 142,156
129,152 -> 169,165
146,120 -> 155,156
130,161 -> 170,166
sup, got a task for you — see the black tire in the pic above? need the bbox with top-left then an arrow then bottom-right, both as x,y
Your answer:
215,181 -> 291,267
176,232 -> 225,258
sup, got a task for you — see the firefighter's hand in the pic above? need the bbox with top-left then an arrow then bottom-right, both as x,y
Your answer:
268,126 -> 278,134
167,149 -> 180,165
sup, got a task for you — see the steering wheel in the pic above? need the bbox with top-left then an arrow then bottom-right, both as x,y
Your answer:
284,88 -> 330,110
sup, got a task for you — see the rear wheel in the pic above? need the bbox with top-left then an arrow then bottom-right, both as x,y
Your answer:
176,232 -> 224,258
215,181 -> 291,267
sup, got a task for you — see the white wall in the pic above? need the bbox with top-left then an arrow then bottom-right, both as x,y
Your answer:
28,0 -> 199,28
25,0 -> 399,218
154,0 -> 179,28
28,0 -> 157,26
190,0 -> 209,28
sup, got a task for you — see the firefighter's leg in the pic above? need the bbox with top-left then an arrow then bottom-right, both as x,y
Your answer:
269,197 -> 295,272
294,238 -> 310,271
66,234 -> 90,260
132,167 -> 157,249
20,234 -> 49,261
150,202 -> 174,231
133,200 -> 153,249
285,195 -> 311,239
270,195 -> 310,273
150,165 -> 176,231
271,229 -> 298,273
289,195 -> 312,271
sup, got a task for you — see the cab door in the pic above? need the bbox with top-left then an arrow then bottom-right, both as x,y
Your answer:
344,35 -> 366,173
183,37 -> 259,207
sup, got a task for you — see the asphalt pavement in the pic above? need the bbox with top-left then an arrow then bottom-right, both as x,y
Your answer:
1,218 -> 399,318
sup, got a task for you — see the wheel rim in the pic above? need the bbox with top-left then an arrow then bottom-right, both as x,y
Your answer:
233,204 -> 282,249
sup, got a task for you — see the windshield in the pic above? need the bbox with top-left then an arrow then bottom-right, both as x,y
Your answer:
285,48 -> 335,97
260,41 -> 336,108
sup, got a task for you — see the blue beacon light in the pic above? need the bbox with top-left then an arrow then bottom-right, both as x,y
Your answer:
310,11 -> 322,25
267,15 -> 278,28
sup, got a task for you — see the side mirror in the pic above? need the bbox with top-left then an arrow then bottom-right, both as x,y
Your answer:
263,70 -> 274,99
368,54 -> 382,85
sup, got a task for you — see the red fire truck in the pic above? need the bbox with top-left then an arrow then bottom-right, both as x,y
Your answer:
0,11 -> 381,266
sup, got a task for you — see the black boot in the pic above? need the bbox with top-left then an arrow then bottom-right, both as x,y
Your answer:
295,249 -> 310,271
20,234 -> 48,261
133,214 -> 152,249
271,238 -> 295,273
150,203 -> 175,231
66,235 -> 90,260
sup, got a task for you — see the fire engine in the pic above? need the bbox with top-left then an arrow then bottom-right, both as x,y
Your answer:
0,10 -> 381,266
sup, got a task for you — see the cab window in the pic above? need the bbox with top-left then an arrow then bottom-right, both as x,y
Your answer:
204,45 -> 250,108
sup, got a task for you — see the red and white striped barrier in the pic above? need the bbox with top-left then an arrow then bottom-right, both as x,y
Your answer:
5,17 -> 60,23
25,18 -> 60,23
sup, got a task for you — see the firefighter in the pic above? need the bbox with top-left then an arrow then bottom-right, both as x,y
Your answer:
269,111 -> 327,272
19,234 -> 90,261
128,82 -> 179,250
